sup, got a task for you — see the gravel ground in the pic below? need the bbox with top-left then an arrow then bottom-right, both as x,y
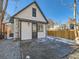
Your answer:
0,40 -> 20,59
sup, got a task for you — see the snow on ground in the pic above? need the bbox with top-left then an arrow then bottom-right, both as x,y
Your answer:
47,36 -> 76,45
0,37 -> 78,59
20,37 -> 78,59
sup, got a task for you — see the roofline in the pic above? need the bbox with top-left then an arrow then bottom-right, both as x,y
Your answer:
12,1 -> 48,23
10,17 -> 48,24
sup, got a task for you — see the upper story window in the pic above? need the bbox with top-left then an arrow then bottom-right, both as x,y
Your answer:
32,8 -> 36,17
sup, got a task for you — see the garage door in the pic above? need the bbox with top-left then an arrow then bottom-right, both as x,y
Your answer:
21,22 -> 32,40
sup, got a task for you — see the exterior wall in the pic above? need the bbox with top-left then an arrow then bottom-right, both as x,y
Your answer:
38,24 -> 46,38
6,23 -> 14,39
13,19 -> 46,40
13,3 -> 47,40
14,19 -> 20,40
68,18 -> 76,29
7,23 -> 14,33
21,22 -> 32,40
15,3 -> 46,23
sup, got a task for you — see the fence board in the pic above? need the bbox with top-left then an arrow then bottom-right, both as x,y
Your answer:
48,30 -> 75,40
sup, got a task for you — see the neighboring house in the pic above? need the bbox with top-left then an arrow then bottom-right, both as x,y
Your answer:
53,24 -> 61,30
47,19 -> 62,30
9,1 -> 48,40
47,19 -> 55,30
2,12 -> 11,39
68,17 -> 76,29
3,22 -> 13,39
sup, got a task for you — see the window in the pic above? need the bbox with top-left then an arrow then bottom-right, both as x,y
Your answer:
70,24 -> 74,29
9,33 -> 13,37
38,24 -> 43,32
32,8 -> 36,17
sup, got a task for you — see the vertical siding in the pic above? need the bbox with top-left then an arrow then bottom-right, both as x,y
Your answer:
15,4 -> 46,23
48,30 -> 75,40
13,3 -> 47,40
14,19 -> 19,40
21,22 -> 32,40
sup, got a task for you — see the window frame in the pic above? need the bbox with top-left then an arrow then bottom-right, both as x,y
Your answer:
38,23 -> 44,32
32,8 -> 36,17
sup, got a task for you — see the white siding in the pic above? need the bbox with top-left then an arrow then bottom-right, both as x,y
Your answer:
14,19 -> 19,40
15,3 -> 46,23
21,22 -> 32,40
13,2 -> 47,40
38,24 -> 46,38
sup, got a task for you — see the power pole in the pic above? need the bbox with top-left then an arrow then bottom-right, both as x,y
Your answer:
74,0 -> 76,20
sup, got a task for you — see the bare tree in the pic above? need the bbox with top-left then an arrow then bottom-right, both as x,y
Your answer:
0,0 -> 8,39
0,0 -> 3,34
2,0 -> 8,20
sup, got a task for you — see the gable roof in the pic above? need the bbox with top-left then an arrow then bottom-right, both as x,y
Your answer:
12,1 -> 48,23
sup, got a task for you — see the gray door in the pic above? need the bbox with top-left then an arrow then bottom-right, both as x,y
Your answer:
32,23 -> 37,39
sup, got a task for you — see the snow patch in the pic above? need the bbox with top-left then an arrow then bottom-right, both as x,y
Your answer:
47,36 -> 76,45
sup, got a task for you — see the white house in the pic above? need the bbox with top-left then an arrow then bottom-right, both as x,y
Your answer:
47,19 -> 55,30
9,1 -> 48,40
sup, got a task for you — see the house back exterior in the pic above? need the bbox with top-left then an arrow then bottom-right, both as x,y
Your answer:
9,1 -> 48,40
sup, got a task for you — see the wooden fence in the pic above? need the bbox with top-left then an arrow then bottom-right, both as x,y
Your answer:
48,30 -> 75,40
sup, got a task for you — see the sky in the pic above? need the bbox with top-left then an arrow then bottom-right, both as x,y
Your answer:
6,0 -> 79,24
